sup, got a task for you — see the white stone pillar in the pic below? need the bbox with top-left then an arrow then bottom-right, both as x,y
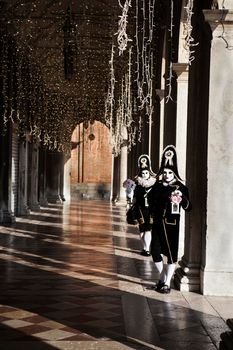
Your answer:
156,89 -> 165,158
117,126 -> 128,205
64,154 -> 71,203
201,10 -> 233,295
110,153 -> 114,202
173,63 -> 189,260
218,1 -> 233,8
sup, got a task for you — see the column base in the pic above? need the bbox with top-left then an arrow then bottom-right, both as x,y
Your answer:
174,257 -> 200,292
114,197 -> 127,207
30,202 -> 41,212
39,198 -> 48,207
0,210 -> 16,224
59,195 -> 66,202
47,194 -> 63,204
17,204 -> 30,216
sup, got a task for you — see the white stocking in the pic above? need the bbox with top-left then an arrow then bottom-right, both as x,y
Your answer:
165,263 -> 176,287
154,262 -> 167,283
139,232 -> 145,250
144,231 -> 151,251
160,264 -> 167,283
154,261 -> 163,274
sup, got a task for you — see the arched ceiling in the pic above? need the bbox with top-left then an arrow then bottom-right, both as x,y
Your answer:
1,0 -> 120,123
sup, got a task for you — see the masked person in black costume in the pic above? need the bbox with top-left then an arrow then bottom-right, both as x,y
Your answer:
148,145 -> 192,293
134,154 -> 156,256
133,154 -> 156,256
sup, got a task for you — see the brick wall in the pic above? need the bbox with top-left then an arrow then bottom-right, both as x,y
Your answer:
71,121 -> 112,185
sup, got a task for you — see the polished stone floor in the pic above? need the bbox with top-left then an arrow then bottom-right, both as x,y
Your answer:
0,201 -> 232,350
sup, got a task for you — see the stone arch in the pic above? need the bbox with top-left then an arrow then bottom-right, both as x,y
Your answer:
70,120 -> 112,200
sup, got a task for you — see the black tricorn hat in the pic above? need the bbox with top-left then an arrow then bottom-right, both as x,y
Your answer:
156,145 -> 182,180
137,154 -> 156,176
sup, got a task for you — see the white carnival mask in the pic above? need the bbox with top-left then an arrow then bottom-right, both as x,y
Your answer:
163,168 -> 175,183
141,170 -> 150,180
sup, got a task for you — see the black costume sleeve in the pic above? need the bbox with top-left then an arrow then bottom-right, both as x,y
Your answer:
180,185 -> 192,211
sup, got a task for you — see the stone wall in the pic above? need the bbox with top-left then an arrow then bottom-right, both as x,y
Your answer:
70,121 -> 112,200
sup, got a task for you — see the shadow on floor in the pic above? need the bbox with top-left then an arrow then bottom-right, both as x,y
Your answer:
0,202 -> 229,350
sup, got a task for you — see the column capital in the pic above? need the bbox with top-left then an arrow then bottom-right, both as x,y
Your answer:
203,9 -> 233,31
172,63 -> 189,82
155,89 -> 165,101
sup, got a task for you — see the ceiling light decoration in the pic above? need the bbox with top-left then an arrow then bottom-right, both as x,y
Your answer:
106,45 -> 135,156
105,0 -> 156,156
0,1 -> 119,153
63,5 -> 77,80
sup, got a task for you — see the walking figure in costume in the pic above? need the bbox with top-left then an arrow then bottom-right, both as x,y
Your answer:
148,145 -> 191,293
123,178 -> 136,206
133,154 -> 156,256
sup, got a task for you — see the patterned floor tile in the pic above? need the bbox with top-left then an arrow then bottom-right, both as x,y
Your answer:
0,201 -> 231,350
34,329 -> 76,340
1,319 -> 33,329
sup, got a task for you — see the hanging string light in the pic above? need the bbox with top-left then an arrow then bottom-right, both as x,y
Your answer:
135,0 -> 155,113
116,0 -> 132,55
0,1 -> 119,154
2,0 -> 202,154
166,0 -> 174,103
183,0 -> 199,65
106,45 -> 135,156
105,44 -> 116,133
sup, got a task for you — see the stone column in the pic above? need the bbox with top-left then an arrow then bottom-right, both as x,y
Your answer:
29,141 -> 40,211
0,125 -> 15,223
59,153 -> 65,202
18,137 -> 30,215
110,153 -> 114,202
117,126 -> 128,205
200,9 -> 233,296
156,89 -> 165,158
111,155 -> 120,203
173,63 -> 189,260
63,153 -> 71,203
38,147 -> 48,206
46,151 -> 62,203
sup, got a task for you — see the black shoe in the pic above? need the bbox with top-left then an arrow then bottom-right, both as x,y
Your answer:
140,250 -> 151,256
159,284 -> 171,294
152,280 -> 165,291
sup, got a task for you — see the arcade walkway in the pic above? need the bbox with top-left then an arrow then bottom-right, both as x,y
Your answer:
0,201 -> 232,350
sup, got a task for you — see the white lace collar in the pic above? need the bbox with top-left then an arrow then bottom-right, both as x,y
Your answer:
137,176 -> 156,188
162,178 -> 177,187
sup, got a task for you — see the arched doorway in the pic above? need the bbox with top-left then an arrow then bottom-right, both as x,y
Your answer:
70,121 -> 112,200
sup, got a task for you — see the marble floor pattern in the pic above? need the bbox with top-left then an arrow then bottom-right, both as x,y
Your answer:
0,201 -> 232,350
